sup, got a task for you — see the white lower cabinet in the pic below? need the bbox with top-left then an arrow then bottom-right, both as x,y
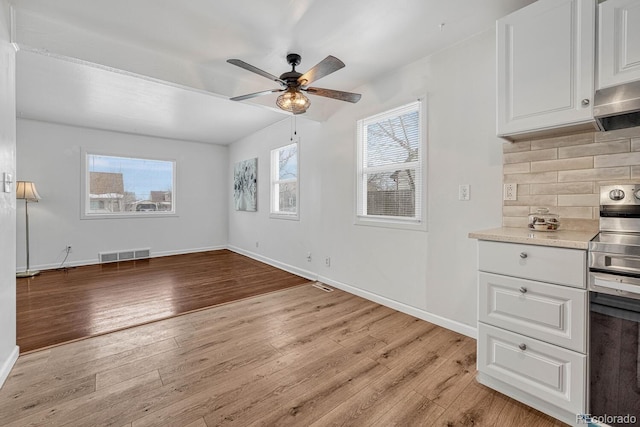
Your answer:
476,240 -> 588,425
478,323 -> 586,415
479,272 -> 587,353
478,240 -> 586,288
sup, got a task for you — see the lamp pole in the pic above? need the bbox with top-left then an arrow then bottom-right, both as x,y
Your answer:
17,199 -> 39,277
16,181 -> 40,278
25,199 -> 31,272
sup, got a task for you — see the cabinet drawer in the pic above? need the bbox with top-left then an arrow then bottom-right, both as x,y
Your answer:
479,272 -> 587,353
478,241 -> 586,288
478,323 -> 586,415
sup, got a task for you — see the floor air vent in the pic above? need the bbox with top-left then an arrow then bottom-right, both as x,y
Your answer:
312,282 -> 334,292
99,248 -> 151,264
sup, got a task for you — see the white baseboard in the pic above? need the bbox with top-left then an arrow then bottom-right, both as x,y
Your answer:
152,246 -> 227,258
318,275 -> 478,339
18,246 -> 227,273
226,245 -> 318,281
0,346 -> 19,389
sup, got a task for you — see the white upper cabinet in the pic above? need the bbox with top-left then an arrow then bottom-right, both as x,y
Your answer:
598,0 -> 640,89
497,0 -> 596,139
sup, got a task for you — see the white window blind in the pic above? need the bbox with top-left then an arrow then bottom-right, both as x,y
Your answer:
357,100 -> 424,225
271,142 -> 299,219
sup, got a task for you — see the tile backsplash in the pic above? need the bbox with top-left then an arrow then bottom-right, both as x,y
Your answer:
503,127 -> 640,231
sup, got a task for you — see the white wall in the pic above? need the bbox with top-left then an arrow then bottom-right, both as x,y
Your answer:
229,29 -> 504,336
16,120 -> 229,270
228,118 -> 322,279
0,0 -> 19,387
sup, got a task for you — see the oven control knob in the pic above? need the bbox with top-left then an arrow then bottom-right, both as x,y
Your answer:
609,189 -> 625,201
635,189 -> 640,200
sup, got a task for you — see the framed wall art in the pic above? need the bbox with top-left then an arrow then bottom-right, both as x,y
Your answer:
233,158 -> 257,211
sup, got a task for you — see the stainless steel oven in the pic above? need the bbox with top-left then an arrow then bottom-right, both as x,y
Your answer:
589,185 -> 640,426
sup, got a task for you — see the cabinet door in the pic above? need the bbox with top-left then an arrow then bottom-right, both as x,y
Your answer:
478,323 -> 586,415
598,0 -> 640,89
497,0 -> 595,137
479,272 -> 587,352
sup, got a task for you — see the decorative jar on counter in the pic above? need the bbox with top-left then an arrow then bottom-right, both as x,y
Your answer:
527,208 -> 560,231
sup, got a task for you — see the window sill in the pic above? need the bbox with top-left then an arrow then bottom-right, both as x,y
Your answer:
354,215 -> 427,231
270,213 -> 299,221
81,212 -> 178,220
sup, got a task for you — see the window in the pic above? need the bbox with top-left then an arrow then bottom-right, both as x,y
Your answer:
356,99 -> 426,229
270,142 -> 298,219
83,153 -> 176,218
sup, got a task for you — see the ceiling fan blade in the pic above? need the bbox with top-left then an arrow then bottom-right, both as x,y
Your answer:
227,59 -> 286,85
298,56 -> 345,87
230,89 -> 284,101
304,87 -> 362,103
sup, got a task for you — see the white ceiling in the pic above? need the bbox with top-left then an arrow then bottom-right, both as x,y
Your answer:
10,0 -> 536,145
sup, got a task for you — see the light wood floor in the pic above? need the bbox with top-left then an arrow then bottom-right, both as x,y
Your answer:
17,250 -> 310,353
1,283 -> 567,426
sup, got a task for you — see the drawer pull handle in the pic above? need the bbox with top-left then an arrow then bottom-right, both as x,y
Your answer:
519,287 -> 527,294
519,343 -> 527,351
519,252 -> 528,259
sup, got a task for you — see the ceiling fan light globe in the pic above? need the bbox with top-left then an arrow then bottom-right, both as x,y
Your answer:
276,89 -> 310,114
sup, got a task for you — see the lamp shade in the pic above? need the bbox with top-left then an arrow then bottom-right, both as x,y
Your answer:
16,181 -> 41,201
276,88 -> 310,115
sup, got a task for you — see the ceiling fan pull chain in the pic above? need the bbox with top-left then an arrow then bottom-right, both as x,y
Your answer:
290,114 -> 298,141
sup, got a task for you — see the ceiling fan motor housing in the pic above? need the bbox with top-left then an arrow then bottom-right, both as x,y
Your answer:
279,71 -> 303,87
281,53 -> 303,87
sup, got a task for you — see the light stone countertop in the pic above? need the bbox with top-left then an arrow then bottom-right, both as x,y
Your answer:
468,227 -> 598,250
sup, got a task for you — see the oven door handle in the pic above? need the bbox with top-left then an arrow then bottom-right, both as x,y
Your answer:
590,271 -> 640,298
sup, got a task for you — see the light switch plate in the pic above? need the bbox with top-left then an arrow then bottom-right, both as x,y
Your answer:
2,172 -> 12,193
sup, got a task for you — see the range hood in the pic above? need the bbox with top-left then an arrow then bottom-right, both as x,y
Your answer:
593,80 -> 640,131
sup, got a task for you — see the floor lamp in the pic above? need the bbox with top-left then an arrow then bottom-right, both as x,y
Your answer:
16,181 -> 41,278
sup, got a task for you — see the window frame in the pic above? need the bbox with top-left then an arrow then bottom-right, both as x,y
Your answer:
81,150 -> 177,220
270,141 -> 299,220
355,98 -> 427,231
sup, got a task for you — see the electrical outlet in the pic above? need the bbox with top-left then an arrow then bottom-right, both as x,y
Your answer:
306,252 -> 312,262
325,257 -> 331,267
458,184 -> 470,201
255,241 -> 259,248
504,183 -> 517,201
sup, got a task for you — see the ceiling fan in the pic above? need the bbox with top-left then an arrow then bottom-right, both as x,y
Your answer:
227,53 -> 362,115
